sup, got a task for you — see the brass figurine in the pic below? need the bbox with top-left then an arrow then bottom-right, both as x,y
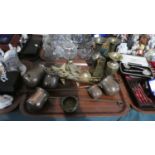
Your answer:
45,60 -> 92,84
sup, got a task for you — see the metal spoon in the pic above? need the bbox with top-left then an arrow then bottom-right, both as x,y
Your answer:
123,63 -> 145,70
124,69 -> 151,76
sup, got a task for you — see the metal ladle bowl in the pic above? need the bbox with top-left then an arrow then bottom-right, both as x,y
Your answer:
143,69 -> 152,76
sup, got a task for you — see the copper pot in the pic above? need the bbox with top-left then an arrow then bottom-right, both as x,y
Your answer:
23,64 -> 45,88
26,87 -> 49,112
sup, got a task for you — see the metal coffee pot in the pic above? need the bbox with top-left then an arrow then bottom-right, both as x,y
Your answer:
26,87 -> 49,112
43,74 -> 59,89
88,85 -> 103,99
98,76 -> 120,96
106,61 -> 119,75
23,64 -> 45,88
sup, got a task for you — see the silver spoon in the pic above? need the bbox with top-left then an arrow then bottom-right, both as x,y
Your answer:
123,63 -> 144,70
124,69 -> 151,76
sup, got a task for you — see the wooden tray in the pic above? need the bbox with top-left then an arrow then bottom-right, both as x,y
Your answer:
0,94 -> 25,114
19,73 -> 131,117
121,74 -> 155,114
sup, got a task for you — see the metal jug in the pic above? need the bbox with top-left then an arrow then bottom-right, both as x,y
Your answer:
23,64 -> 45,88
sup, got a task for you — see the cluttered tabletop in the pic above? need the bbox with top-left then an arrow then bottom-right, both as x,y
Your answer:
1,34 -> 155,121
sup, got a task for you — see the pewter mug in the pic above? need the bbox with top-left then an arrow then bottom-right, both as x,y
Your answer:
106,61 -> 119,75
98,76 -> 120,96
43,74 -> 59,89
88,85 -> 103,99
23,64 -> 45,87
26,87 -> 49,112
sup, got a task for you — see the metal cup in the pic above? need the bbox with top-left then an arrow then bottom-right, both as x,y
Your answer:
4,46 -> 27,75
88,85 -> 103,99
26,87 -> 49,112
106,61 -> 119,76
98,76 -> 120,96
